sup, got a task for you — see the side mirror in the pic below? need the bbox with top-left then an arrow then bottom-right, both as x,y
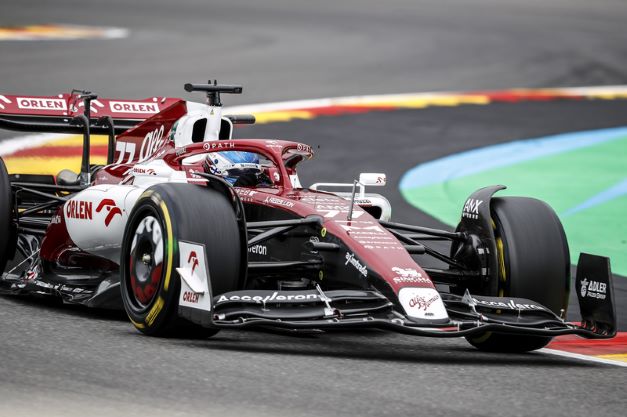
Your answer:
359,173 -> 386,186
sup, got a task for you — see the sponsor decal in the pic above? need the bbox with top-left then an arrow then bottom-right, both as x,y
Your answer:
409,294 -> 440,310
188,168 -> 203,179
316,204 -> 365,219
337,221 -> 403,250
296,143 -> 312,153
146,296 -> 164,326
50,214 -> 62,225
462,198 -> 483,220
188,251 -> 199,275
364,245 -> 404,251
345,252 -> 368,277
580,278 -> 607,300
265,140 -> 282,149
109,101 -> 159,114
17,97 -> 66,111
391,267 -> 431,284
217,292 -> 321,304
236,189 -> 258,197
263,196 -> 295,208
95,198 -> 123,227
300,196 -> 344,204
132,167 -> 157,175
236,188 -> 258,202
398,287 -> 448,320
175,147 -> 187,156
182,291 -> 199,304
472,297 -> 546,311
339,224 -> 385,233
177,241 -> 211,311
114,141 -> 137,165
358,237 -> 394,242
234,163 -> 260,169
139,125 -> 165,161
203,141 -> 235,151
248,244 -> 268,255
65,200 -> 92,220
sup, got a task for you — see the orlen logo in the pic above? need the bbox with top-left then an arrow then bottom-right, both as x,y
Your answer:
133,167 -> 157,176
109,101 -> 159,114
17,97 -> 67,111
96,199 -> 123,227
182,291 -> 199,303
188,251 -> 199,275
66,200 -> 93,220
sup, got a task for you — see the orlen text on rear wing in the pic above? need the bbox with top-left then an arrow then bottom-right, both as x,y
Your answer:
0,92 -> 180,133
0,91 -> 182,184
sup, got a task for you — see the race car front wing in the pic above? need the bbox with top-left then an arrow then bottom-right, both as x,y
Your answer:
211,253 -> 616,340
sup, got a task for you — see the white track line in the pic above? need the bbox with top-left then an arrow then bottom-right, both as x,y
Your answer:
539,348 -> 627,367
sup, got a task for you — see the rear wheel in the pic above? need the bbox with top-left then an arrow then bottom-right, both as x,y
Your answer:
120,183 -> 242,337
466,197 -> 570,352
0,157 -> 16,274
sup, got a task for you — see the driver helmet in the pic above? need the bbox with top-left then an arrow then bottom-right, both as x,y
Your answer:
206,151 -> 262,185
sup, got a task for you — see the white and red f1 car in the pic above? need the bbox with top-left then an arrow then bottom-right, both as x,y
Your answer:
0,82 -> 617,352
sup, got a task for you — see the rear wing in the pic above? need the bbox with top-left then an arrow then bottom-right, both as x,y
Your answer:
0,82 -> 256,186
0,92 -> 181,134
0,92 -> 179,118
0,91 -> 183,184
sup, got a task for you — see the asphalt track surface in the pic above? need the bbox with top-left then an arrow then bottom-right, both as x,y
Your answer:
1,1 -> 627,417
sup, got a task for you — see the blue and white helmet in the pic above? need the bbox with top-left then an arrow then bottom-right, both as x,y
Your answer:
206,151 -> 262,185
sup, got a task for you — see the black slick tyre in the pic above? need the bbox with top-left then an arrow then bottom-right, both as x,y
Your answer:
120,183 -> 242,337
466,197 -> 570,353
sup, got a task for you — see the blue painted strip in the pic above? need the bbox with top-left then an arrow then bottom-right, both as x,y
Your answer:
562,178 -> 627,217
399,127 -> 627,191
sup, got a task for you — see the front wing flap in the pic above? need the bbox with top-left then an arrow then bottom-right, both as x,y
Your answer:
210,286 -> 616,340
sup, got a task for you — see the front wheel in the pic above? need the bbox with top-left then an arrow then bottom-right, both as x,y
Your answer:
466,197 -> 570,352
120,183 -> 243,337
